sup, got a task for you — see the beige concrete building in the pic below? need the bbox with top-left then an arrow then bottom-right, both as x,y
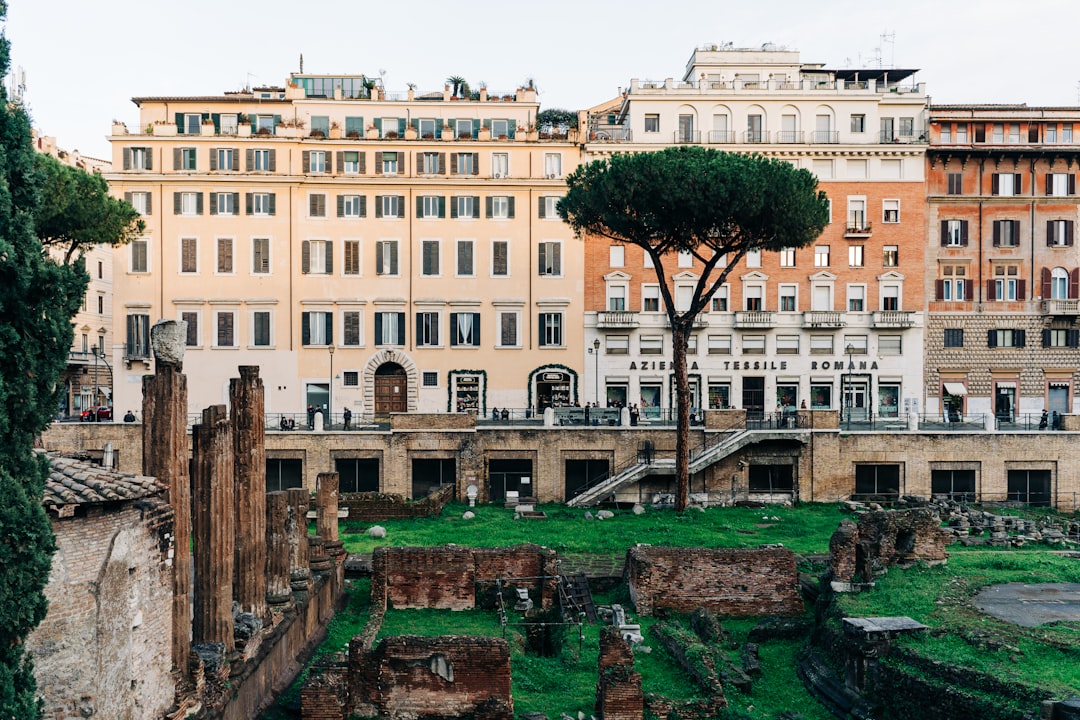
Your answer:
581,45 -> 929,422
106,75 -> 583,421
33,131 -> 116,420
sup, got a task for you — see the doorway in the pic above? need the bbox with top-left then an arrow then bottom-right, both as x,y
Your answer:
742,377 -> 765,419
995,383 -> 1016,423
411,458 -> 455,499
1048,383 -> 1069,416
535,371 -> 571,410
844,377 -> 869,422
488,459 -> 533,502
374,362 -> 407,414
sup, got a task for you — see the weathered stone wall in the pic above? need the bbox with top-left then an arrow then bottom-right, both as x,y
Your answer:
339,483 -> 455,520
372,544 -> 557,611
27,501 -> 176,720
348,636 -> 513,720
626,546 -> 803,617
596,626 -> 644,720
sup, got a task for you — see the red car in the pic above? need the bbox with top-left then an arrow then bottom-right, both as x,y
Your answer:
80,406 -> 113,422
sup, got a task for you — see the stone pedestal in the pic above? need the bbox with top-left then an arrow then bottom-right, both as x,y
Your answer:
230,366 -> 267,619
192,405 -> 235,652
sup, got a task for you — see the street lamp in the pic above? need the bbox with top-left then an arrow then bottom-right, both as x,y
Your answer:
845,343 -> 855,430
327,344 -> 335,429
592,338 -> 601,404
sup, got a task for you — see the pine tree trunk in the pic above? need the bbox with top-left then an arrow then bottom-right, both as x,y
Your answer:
672,321 -> 691,511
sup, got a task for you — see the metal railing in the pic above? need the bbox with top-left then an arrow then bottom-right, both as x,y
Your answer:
811,130 -> 840,144
675,131 -> 701,144
476,408 -> 542,426
708,130 -> 736,144
776,131 -> 804,144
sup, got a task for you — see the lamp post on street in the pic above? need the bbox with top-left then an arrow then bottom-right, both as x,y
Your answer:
328,344 -> 335,429
591,338 -> 600,404
845,343 -> 855,431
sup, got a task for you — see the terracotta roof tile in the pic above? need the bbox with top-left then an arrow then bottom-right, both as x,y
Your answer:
44,455 -> 162,510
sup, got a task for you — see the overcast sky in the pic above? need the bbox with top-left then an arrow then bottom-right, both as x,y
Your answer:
7,0 -> 1080,159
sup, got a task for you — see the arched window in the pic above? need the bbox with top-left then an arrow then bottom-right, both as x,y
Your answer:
1051,267 -> 1069,299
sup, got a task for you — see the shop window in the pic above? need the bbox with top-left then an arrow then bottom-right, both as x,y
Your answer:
854,464 -> 900,498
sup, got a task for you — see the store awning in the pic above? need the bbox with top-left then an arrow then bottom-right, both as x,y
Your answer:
1049,381 -> 1071,388
943,382 -> 967,396
995,381 -> 1016,389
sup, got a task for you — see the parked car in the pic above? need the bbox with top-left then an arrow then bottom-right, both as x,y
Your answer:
80,406 -> 113,422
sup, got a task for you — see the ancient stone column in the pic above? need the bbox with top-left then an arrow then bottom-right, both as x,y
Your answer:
230,366 -> 267,619
266,491 -> 294,612
142,320 -> 191,675
287,487 -> 312,602
316,472 -> 345,561
308,535 -> 332,577
192,404 -> 235,653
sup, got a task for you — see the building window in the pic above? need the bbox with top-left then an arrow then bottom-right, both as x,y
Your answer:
215,311 -> 236,348
947,172 -> 963,195
416,312 -> 440,347
942,220 -> 968,247
491,118 -> 511,138
710,286 -> 729,312
211,192 -> 236,216
342,311 -> 362,346
743,285 -> 763,311
882,245 -> 898,267
253,311 -> 272,347
678,250 -> 694,268
879,335 -> 902,355
643,285 -> 660,312
544,153 -> 562,178
779,285 -> 797,312
179,312 -> 198,346
180,237 -> 198,273
609,245 -> 625,267
606,335 -> 629,355
607,285 -> 626,311
899,117 -> 915,137
498,312 -> 519,347
847,285 -> 865,311
640,336 -> 663,355
993,219 -> 1021,247
180,113 -> 202,134
343,151 -> 362,174
97,295 -> 104,314
538,242 -> 561,276
449,312 -> 480,347
337,194 -> 365,219
1046,173 -> 1076,197
342,371 -> 360,388
178,192 -> 202,216
377,195 -> 403,218
883,199 -> 900,223
177,147 -> 196,171
855,464 -> 900,497
850,114 -> 865,133
742,335 -> 766,354
492,241 -> 509,276
992,264 -> 1022,301
216,238 -> 233,274
487,196 -> 514,219
492,153 -> 509,178
1050,267 -> 1070,299
125,146 -> 151,170
307,151 -> 326,173
422,240 -> 440,276
214,148 -> 236,171
810,335 -> 833,355
707,334 -> 732,355
992,173 -> 1022,196
943,329 -> 964,348
644,114 -> 660,133
881,284 -> 900,311
250,192 -> 275,216
1047,220 -> 1075,247
422,372 -> 438,388
419,196 -> 445,219
746,249 -> 762,268
987,328 -> 1026,348
302,311 -> 332,346
126,191 -> 151,216
847,197 -> 867,231
252,238 -> 270,275
778,247 -> 796,267
848,245 -> 864,268
776,335 -> 800,354
452,196 -> 479,219
252,149 -> 273,171
381,151 -> 399,174
375,240 -> 399,275
938,266 -> 968,301
844,335 -> 868,354
815,245 -> 830,267
539,313 -> 563,347
302,240 -> 332,274
456,240 -> 474,276
537,196 -> 560,219
1043,328 -> 1080,348
375,312 -> 406,346
308,193 -> 327,218
131,239 -> 148,273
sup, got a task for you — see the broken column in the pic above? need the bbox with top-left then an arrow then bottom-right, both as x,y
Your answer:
287,487 -> 312,603
141,319 -> 191,675
266,491 -> 294,612
192,404 -> 235,653
316,472 -> 346,562
230,366 -> 267,619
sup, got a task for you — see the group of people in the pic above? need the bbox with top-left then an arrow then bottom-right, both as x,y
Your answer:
289,405 -> 353,430
490,407 -> 511,420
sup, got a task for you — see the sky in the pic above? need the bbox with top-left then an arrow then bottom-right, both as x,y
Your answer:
6,0 -> 1080,159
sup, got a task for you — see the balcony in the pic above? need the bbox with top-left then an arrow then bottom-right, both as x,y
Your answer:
811,130 -> 839,144
844,223 -> 873,239
709,130 -> 736,144
777,131 -> 804,144
1042,299 -> 1080,316
734,311 -> 775,328
802,311 -> 846,328
597,311 -> 640,329
742,131 -> 770,144
675,131 -> 701,144
873,311 -> 915,328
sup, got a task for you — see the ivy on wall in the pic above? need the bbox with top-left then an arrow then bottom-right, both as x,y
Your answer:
446,369 -> 487,414
527,364 -> 580,410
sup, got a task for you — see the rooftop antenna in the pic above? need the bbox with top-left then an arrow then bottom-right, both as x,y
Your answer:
299,53 -> 304,73
879,31 -> 895,68
244,73 -> 256,92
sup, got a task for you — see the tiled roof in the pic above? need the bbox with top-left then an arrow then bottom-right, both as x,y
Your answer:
44,455 -> 162,510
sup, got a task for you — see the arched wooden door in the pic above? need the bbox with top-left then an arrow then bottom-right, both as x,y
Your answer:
374,362 -> 407,414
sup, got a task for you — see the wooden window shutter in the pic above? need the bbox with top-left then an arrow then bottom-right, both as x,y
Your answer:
246,148 -> 254,171
1070,174 -> 1077,195
450,198 -> 458,219
375,242 -> 384,273
397,313 -> 406,346
209,151 -> 218,172
991,174 -> 1000,195
245,193 -> 253,215
449,313 -> 458,346
438,153 -> 446,174
1046,173 -> 1053,196
268,194 -> 276,216
1072,268 -> 1080,299
397,197 -> 405,218
195,193 -> 203,215
337,195 -> 345,217
359,196 -> 367,217
146,150 -> 152,171
964,279 -> 973,299
324,313 -> 333,344
173,147 -> 181,170
390,241 -> 398,273
182,239 -> 196,272
302,151 -> 311,173
415,314 -> 423,344
231,150 -> 239,171
508,119 -> 517,138
987,329 -> 997,347
375,154 -> 383,175
1068,221 -> 1075,246
472,197 -> 480,219
209,193 -> 218,216
472,313 -> 480,345
325,152 -> 333,174
301,241 -> 311,273
986,279 -> 996,300
1014,173 -> 1022,193
485,196 -> 493,218
471,153 -> 479,175
1043,329 -> 1052,347
219,313 -> 234,346
309,194 -> 319,216
1016,329 -> 1026,347
374,313 -> 382,343
960,221 -> 968,245
1042,267 -> 1052,299
538,197 -> 546,218
416,153 -> 424,173
302,313 -> 311,345
1069,329 -> 1080,348
538,243 -> 547,272
1047,220 -> 1056,246
1017,279 -> 1027,299
992,221 -> 1001,246
935,279 -> 945,300
123,147 -> 131,170
438,197 -> 446,218
326,241 -> 333,274
230,192 -> 238,212
359,152 -> 366,174
218,239 -> 233,273
268,150 -> 276,172
124,191 -> 132,204
450,153 -> 458,174
173,192 -> 181,215
552,242 -> 561,273
337,152 -> 345,173
507,196 -> 515,218
416,196 -> 424,218
940,221 -> 948,246
494,242 -> 507,274
375,197 -> 383,218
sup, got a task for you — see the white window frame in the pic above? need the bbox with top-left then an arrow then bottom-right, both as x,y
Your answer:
497,311 -> 521,348
880,283 -> 901,311
306,310 -> 331,346
215,192 -> 236,216
252,192 -> 272,216
847,284 -> 866,312
778,247 -> 796,267
251,237 -> 271,275
380,195 -> 401,218
538,241 -> 561,276
642,284 -> 661,312
180,192 -> 199,216
343,151 -> 361,174
609,245 -> 625,268
309,151 -> 326,173
456,239 -> 475,277
849,244 -> 864,268
883,199 -> 900,223
421,196 -> 441,219
607,282 -> 628,312
778,284 -> 798,312
491,153 -> 509,178
179,236 -> 199,274
543,153 -> 562,178
130,238 -> 149,273
214,309 -> 237,348
253,149 -> 271,171
815,245 -> 830,267
342,195 -> 362,218
490,196 -> 510,219
491,239 -> 510,277
308,239 -> 330,275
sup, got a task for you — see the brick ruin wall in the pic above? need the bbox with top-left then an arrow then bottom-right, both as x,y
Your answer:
626,546 -> 803,617
26,499 -> 176,720
347,636 -> 513,720
830,508 -> 950,583
372,544 -> 558,612
596,626 -> 644,720
338,483 -> 454,521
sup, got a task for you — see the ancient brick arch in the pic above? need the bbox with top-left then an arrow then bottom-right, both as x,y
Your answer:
362,350 -> 419,415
